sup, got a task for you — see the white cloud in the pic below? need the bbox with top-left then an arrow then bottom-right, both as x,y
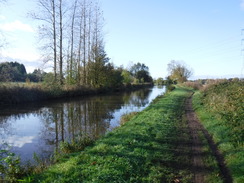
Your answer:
2,49 -> 40,62
5,135 -> 36,148
0,15 -> 6,20
0,20 -> 34,32
241,0 -> 244,10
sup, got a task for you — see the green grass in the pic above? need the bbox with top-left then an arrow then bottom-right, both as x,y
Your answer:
197,130 -> 223,183
193,91 -> 244,183
22,87 -> 193,183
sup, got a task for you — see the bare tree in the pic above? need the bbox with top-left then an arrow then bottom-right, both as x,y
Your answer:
31,0 -> 58,82
32,0 -> 68,84
58,0 -> 63,84
67,0 -> 78,83
0,0 -> 7,52
82,0 -> 87,85
32,0 -> 106,86
52,0 -> 58,81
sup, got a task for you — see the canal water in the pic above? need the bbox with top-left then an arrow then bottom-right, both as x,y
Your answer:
0,86 -> 165,162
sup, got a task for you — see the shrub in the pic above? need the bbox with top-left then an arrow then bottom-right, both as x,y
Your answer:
166,85 -> 175,92
182,81 -> 202,90
0,147 -> 22,182
201,80 -> 243,145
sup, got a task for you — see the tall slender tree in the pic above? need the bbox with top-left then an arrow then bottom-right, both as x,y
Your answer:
31,0 -> 58,82
58,0 -> 64,84
0,0 -> 7,53
67,0 -> 78,83
33,0 -> 109,86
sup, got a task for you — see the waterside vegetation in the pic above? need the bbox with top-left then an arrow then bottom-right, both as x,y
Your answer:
23,87 -> 193,182
0,81 -> 153,105
192,79 -> 244,183
0,79 -> 243,182
0,59 -> 154,105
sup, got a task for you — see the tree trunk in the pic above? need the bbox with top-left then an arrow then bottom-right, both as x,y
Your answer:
59,0 -> 63,85
52,0 -> 57,82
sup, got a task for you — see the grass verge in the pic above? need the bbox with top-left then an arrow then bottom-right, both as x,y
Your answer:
197,130 -> 223,183
21,87 -> 193,182
193,91 -> 244,183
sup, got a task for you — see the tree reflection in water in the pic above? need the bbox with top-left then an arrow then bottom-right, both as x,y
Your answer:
0,86 -> 165,162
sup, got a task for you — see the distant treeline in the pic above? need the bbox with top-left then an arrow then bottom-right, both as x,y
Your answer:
0,62 -> 46,82
0,61 -> 153,87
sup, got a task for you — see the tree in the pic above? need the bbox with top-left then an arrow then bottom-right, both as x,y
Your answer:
58,0 -> 64,84
129,62 -> 152,83
66,0 -> 78,84
87,46 -> 110,87
154,77 -> 164,85
0,62 -> 27,82
121,70 -> 133,85
27,69 -> 46,82
0,0 -> 7,50
167,60 -> 193,83
32,0 -> 108,87
32,0 -> 67,84
32,0 -> 58,82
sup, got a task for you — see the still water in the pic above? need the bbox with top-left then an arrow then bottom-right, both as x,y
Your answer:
0,86 -> 165,162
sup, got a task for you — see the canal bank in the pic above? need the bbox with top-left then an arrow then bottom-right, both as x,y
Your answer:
19,87 -> 194,182
0,83 -> 153,105
0,86 -> 165,164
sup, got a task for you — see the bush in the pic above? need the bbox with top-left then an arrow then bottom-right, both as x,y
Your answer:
166,85 -> 175,92
182,81 -> 202,90
201,80 -> 243,145
0,146 -> 22,182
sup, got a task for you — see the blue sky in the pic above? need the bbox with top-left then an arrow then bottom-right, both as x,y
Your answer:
0,0 -> 244,79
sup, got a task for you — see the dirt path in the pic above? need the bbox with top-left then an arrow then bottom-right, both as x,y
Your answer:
185,95 -> 233,183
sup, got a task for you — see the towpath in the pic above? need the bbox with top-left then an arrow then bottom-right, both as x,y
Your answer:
185,94 -> 232,183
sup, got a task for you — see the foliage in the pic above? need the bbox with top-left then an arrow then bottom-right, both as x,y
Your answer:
0,62 -> 27,82
193,80 -> 244,183
103,65 -> 123,88
0,62 -> 47,83
181,81 -> 203,90
0,146 -> 22,182
59,136 -> 95,155
30,87 -> 194,182
129,62 -> 153,83
0,82 -> 47,104
121,70 -> 133,85
119,112 -> 138,126
27,69 -> 46,82
201,80 -> 243,145
165,76 -> 174,85
167,60 -> 193,83
154,77 -> 164,85
87,46 -> 110,87
166,84 -> 175,92
87,54 -> 123,88
43,72 -> 56,85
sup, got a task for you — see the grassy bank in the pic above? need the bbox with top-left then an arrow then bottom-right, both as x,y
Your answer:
192,80 -> 244,183
19,87 -> 193,182
0,82 -> 153,105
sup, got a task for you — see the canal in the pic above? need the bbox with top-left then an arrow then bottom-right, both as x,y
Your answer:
0,86 -> 165,162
